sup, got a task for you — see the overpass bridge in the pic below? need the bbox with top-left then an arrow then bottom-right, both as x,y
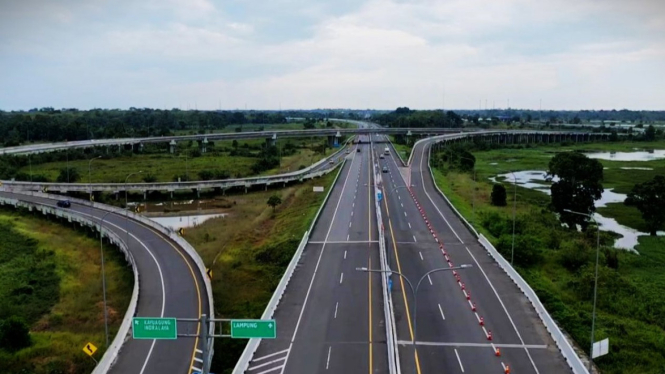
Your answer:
1,130 -> 610,196
0,127 -> 467,156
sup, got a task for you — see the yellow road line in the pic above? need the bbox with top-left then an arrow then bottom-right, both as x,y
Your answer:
368,146 -> 374,374
141,224 -> 203,373
382,188 -> 422,374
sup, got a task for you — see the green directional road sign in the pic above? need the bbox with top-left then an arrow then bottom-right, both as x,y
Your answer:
231,319 -> 276,339
132,317 -> 177,339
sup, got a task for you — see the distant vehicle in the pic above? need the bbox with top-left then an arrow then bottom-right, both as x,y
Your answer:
382,166 -> 389,173
346,149 -> 350,154
384,147 -> 390,155
56,200 -> 71,208
357,148 -> 361,152
329,159 -> 334,164
379,154 -> 384,159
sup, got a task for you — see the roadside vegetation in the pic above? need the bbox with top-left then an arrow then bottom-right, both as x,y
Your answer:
430,139 -> 665,374
5,135 -> 346,183
0,208 -> 132,374
183,169 -> 338,373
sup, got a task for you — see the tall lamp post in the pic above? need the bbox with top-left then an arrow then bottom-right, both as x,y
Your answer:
492,168 -> 518,265
99,210 -> 114,347
124,171 -> 143,251
564,209 -> 601,372
88,156 -> 102,201
356,264 -> 472,374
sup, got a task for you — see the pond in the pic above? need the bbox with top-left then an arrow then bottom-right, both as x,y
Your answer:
490,170 -> 665,251
149,213 -> 228,230
584,149 -> 665,162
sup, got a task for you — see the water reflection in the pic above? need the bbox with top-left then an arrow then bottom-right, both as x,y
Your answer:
584,150 -> 665,161
489,170 -> 665,250
149,213 -> 228,230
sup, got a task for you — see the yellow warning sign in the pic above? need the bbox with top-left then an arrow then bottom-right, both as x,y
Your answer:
82,342 -> 98,356
206,268 -> 213,280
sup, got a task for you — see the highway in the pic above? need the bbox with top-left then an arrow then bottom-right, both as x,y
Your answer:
0,190 -> 209,374
244,136 -> 387,373
377,136 -> 572,373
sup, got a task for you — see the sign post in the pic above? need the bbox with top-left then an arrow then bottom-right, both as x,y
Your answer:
132,317 -> 177,339
231,319 -> 276,339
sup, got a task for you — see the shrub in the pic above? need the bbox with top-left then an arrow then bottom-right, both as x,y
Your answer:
0,316 -> 31,352
491,184 -> 507,206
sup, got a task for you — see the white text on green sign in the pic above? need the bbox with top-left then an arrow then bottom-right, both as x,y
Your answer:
231,319 -> 276,339
132,317 -> 177,339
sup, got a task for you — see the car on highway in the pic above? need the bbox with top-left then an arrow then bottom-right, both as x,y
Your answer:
379,154 -> 384,159
56,200 -> 71,208
329,159 -> 334,164
357,148 -> 361,152
382,166 -> 389,173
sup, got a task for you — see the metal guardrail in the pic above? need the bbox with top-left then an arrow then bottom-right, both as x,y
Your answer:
1,139 -> 352,194
0,196 -> 140,374
421,138 -> 588,374
372,146 -> 399,374
232,160 -> 348,374
5,190 -> 216,373
0,127 -> 469,155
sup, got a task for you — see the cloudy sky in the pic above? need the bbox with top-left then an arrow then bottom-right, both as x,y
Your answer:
1,0 -> 664,110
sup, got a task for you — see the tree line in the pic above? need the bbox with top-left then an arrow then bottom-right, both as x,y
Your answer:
0,108 -> 289,147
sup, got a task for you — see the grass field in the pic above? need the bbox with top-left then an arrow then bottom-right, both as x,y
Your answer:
431,140 -> 665,374
20,138 -> 339,183
0,208 -> 132,374
183,168 -> 339,373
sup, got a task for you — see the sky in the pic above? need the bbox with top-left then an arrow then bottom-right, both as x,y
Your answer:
1,0 -> 664,111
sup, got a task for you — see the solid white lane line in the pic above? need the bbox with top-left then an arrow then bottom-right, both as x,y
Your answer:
413,235 -> 417,243
326,346 -> 332,370
419,252 -> 423,260
344,250 -> 347,259
438,304 -> 446,320
428,274 -> 433,285
249,357 -> 287,371
339,273 -> 344,284
252,349 -> 289,362
454,349 -> 465,372
419,143 -> 540,373
257,366 -> 283,374
281,151 -> 359,374
334,302 -> 339,319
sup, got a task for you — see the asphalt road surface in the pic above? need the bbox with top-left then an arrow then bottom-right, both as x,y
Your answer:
0,191 -> 209,374
376,137 -> 572,374
245,136 -> 388,374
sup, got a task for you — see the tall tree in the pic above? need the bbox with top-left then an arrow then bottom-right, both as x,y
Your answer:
548,152 -> 604,231
267,195 -> 282,212
624,175 -> 665,235
644,124 -> 656,141
491,184 -> 507,206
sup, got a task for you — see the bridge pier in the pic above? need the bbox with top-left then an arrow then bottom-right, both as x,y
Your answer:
200,138 -> 208,154
169,140 -> 177,154
139,142 -> 144,152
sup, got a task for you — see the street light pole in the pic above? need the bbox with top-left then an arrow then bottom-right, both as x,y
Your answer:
99,210 -> 113,347
124,171 -> 143,254
356,264 -> 472,374
564,209 -> 600,372
493,167 -> 518,265
88,156 -> 102,201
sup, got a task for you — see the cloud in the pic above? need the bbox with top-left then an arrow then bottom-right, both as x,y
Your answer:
0,0 -> 664,110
